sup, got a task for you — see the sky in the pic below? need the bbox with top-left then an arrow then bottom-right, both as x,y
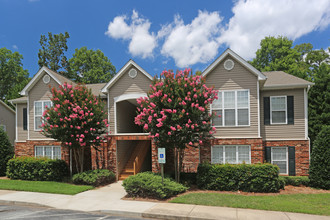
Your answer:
0,0 -> 329,77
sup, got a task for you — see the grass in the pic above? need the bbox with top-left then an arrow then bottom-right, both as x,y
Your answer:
170,193 -> 330,216
0,179 -> 94,195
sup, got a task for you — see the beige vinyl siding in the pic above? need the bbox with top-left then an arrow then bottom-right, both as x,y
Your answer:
260,89 -> 306,139
108,66 -> 152,133
29,73 -> 59,139
0,104 -> 15,144
16,103 -> 27,142
205,55 -> 259,138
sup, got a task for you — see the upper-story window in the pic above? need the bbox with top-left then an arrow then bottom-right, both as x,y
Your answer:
34,100 -> 52,131
264,95 -> 294,125
212,90 -> 250,127
270,96 -> 287,124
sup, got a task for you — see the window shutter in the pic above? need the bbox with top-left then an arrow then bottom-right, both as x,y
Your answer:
264,97 -> 270,125
288,146 -> 296,176
264,147 -> 271,163
23,108 -> 27,131
287,96 -> 294,124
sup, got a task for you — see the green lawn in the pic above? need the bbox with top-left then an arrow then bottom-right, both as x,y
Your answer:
0,179 -> 94,195
170,193 -> 330,216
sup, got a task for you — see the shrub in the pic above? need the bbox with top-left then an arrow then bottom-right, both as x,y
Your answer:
309,126 -> 330,189
197,163 -> 285,193
0,129 -> 14,176
72,169 -> 115,187
279,176 -> 310,186
6,156 -> 68,181
123,172 -> 188,199
180,172 -> 197,186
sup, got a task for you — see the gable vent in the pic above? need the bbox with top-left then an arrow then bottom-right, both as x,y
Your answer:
128,68 -> 137,78
224,59 -> 234,71
43,74 -> 50,84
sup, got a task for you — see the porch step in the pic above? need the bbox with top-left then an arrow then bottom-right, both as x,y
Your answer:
118,171 -> 134,180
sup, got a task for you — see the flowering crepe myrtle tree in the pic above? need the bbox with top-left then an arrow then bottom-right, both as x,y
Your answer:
135,69 -> 218,182
41,83 -> 109,173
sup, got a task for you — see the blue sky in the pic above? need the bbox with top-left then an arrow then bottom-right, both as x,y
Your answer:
1,0 -> 329,77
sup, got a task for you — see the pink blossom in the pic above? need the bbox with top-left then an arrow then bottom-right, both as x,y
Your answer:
155,133 -> 159,137
170,126 -> 176,131
90,113 -> 94,116
189,142 -> 193,145
168,131 -> 171,135
199,140 -> 203,145
144,124 -> 149,130
168,98 -> 172,103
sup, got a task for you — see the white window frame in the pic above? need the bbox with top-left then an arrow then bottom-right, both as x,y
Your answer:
0,124 -> 6,132
211,90 -> 250,127
211,145 -> 251,164
271,147 -> 288,175
270,96 -> 287,125
34,100 -> 52,131
34,146 -> 61,159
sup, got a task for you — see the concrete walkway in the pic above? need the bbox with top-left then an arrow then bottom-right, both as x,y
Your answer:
0,181 -> 329,220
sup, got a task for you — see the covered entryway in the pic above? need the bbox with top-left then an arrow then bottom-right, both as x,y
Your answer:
114,93 -> 147,134
117,140 -> 151,180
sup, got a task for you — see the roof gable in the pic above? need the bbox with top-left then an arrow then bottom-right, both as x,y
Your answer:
0,100 -> 15,114
202,48 -> 267,81
20,66 -> 74,96
101,60 -> 153,93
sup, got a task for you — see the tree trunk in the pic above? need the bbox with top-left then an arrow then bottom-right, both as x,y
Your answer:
174,148 -> 178,182
178,148 -> 184,183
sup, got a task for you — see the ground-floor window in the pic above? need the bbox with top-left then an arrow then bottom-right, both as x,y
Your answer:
211,145 -> 251,164
271,147 -> 288,174
35,146 -> 61,159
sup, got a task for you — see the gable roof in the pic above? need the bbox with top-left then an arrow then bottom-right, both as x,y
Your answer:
202,48 -> 267,81
0,100 -> 15,114
262,71 -> 314,90
20,66 -> 75,96
86,83 -> 107,97
101,59 -> 153,93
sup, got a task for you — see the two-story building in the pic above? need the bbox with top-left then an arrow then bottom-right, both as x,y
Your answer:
10,49 -> 313,179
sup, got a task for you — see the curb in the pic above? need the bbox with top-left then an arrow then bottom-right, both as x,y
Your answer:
0,200 -> 51,208
97,209 -> 143,218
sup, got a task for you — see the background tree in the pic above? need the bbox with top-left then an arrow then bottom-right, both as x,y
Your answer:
250,36 -> 308,79
0,48 -> 29,105
308,56 -> 330,146
68,47 -> 116,84
0,128 -> 14,176
38,32 -> 73,78
309,126 -> 330,189
135,69 -> 218,182
41,83 -> 109,173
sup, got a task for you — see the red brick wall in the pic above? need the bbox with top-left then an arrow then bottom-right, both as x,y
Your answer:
263,140 -> 310,176
15,137 -> 309,176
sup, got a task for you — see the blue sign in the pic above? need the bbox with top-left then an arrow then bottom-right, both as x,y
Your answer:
158,148 -> 166,163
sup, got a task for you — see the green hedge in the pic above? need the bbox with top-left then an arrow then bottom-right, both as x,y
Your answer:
279,176 -> 310,186
6,156 -> 69,181
0,129 -> 14,176
309,126 -> 330,189
123,172 -> 188,199
197,163 -> 285,193
72,169 -> 115,187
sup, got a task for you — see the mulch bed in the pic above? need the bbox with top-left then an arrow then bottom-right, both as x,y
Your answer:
123,185 -> 330,202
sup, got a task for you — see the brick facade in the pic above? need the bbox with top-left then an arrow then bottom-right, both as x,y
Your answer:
14,137 -> 309,176
263,140 -> 310,176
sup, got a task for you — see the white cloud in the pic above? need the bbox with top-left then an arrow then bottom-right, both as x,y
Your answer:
105,10 -> 157,58
12,45 -> 18,50
159,11 -> 223,68
218,0 -> 330,60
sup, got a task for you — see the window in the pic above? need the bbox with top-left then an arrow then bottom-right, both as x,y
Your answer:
34,101 -> 51,131
271,147 -> 288,174
35,146 -> 61,159
212,90 -> 249,126
23,108 -> 27,130
0,124 -> 6,132
211,145 -> 251,164
270,96 -> 287,124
